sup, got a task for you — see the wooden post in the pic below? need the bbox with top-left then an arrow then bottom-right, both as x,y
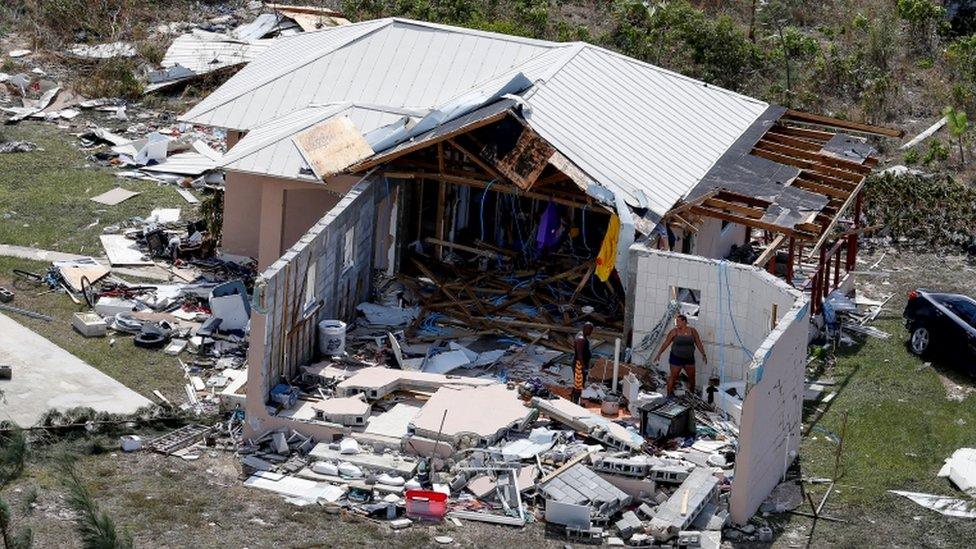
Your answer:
786,237 -> 795,285
846,192 -> 863,271
811,260 -> 821,315
435,143 -> 447,260
833,245 -> 841,290
767,253 -> 776,275
820,245 -> 829,301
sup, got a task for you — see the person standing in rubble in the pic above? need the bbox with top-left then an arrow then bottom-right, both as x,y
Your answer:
654,314 -> 707,397
571,322 -> 593,404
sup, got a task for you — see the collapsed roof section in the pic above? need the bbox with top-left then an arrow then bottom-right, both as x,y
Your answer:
184,17 -> 771,220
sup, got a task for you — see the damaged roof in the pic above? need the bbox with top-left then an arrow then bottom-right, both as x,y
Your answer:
185,18 -> 770,217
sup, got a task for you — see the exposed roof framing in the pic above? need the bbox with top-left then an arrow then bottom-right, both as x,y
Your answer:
671,110 -> 892,254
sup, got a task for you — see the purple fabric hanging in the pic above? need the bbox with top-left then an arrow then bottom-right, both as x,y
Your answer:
536,201 -> 560,252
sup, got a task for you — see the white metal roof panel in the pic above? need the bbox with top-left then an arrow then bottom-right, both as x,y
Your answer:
523,46 -> 768,214
181,19 -> 390,125
193,18 -> 770,216
181,19 -> 558,130
160,31 -> 274,73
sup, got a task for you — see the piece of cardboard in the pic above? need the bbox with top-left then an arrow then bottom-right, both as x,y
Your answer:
90,187 -> 140,206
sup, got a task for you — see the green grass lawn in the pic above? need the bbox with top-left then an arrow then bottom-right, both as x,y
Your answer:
0,251 -> 186,406
0,121 -> 197,405
0,122 -> 189,255
776,316 -> 976,546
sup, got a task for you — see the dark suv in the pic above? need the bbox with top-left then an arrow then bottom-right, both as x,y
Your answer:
903,289 -> 976,361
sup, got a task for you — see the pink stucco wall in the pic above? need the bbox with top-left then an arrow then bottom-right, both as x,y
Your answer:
221,171 -> 364,269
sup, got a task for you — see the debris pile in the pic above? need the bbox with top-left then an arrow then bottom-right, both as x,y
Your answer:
142,261 -> 760,546
146,4 -> 349,93
1,205 -> 256,414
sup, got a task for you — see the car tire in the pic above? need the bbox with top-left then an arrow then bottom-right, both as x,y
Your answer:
133,332 -> 168,349
909,324 -> 932,357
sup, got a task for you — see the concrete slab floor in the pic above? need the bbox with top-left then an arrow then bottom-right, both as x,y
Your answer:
0,313 -> 152,427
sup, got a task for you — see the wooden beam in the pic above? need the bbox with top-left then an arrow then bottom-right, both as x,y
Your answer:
752,234 -> 787,267
762,130 -> 823,151
425,237 -> 500,258
689,206 -> 816,240
704,198 -> 766,219
714,189 -> 772,208
772,125 -> 834,142
446,138 -> 505,180
350,109 -> 511,171
806,180 -> 868,260
383,170 -> 598,210
801,169 -> 859,191
783,109 -> 904,138
434,143 -> 447,259
755,138 -> 873,174
793,178 -> 850,199
752,147 -> 863,184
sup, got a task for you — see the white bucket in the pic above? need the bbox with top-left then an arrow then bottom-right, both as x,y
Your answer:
318,319 -> 346,356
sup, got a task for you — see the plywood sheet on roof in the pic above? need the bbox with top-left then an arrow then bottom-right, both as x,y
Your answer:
293,116 -> 374,179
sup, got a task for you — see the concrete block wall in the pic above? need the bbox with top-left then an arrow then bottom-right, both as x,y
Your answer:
246,176 -> 395,431
730,296 -> 809,524
625,242 -> 810,525
627,244 -> 801,384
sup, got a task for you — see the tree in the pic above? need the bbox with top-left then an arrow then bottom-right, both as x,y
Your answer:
896,0 -> 944,53
944,106 -> 970,166
60,458 -> 132,549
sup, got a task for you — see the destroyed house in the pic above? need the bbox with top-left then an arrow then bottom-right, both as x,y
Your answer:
179,18 -> 900,524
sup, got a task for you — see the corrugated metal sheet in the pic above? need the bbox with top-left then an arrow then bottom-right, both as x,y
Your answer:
523,46 -> 768,213
160,30 -> 273,73
223,104 -> 404,180
193,18 -> 770,216
141,151 -> 218,176
181,19 -> 557,130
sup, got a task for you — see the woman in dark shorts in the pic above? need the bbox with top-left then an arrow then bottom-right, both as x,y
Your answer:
653,314 -> 708,397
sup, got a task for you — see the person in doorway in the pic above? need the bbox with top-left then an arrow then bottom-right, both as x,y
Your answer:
571,322 -> 594,404
654,315 -> 707,397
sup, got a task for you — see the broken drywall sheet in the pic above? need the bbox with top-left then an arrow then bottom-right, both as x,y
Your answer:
54,257 -> 110,292
176,188 -> 200,204
501,428 -> 559,460
245,470 -> 345,503
147,208 -> 181,224
365,403 -> 421,438
356,302 -> 419,327
293,116 -> 374,179
99,235 -> 153,266
90,187 -> 141,206
422,349 -> 472,375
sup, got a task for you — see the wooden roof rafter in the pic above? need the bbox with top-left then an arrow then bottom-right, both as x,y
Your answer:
781,109 -> 905,138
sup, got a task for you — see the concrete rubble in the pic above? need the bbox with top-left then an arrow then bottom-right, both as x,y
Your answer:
126,269 -> 770,546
